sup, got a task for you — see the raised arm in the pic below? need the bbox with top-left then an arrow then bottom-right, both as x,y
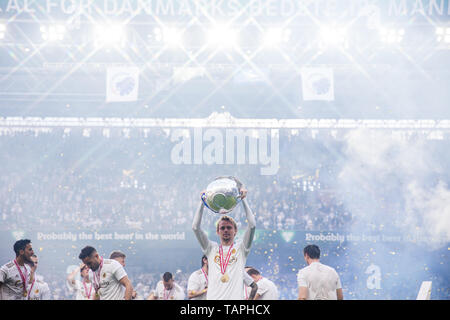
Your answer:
192,200 -> 211,253
241,197 -> 256,253
67,264 -> 82,285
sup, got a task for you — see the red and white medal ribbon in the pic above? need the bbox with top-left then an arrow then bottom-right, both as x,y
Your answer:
13,259 -> 28,297
27,278 -> 36,300
92,257 -> 103,293
219,243 -> 234,276
83,281 -> 93,299
163,287 -> 174,300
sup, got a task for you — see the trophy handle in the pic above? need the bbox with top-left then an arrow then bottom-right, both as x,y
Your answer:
201,192 -> 212,211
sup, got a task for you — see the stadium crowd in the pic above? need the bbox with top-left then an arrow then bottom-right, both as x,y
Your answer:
1,129 -> 448,300
0,129 -> 353,232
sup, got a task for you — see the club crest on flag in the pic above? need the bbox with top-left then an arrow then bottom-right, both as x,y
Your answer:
106,66 -> 139,102
301,67 -> 334,101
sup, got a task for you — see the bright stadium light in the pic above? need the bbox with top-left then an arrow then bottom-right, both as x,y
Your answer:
436,27 -> 450,43
152,27 -> 163,42
0,23 -> 5,39
207,24 -> 237,48
40,25 -> 66,41
379,28 -> 404,43
319,26 -> 348,48
262,27 -> 291,47
94,24 -> 126,47
161,27 -> 182,46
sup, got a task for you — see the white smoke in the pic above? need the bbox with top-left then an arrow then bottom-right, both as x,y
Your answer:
405,180 -> 450,245
337,129 -> 450,247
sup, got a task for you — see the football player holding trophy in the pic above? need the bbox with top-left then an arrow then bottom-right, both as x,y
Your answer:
192,176 -> 256,300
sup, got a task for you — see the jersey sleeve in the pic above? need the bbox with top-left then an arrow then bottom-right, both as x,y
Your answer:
297,270 -> 308,288
256,280 -> 269,296
243,272 -> 254,286
187,273 -> 200,292
0,265 -> 8,283
241,198 -> 256,257
41,283 -> 52,300
111,261 -> 127,282
334,270 -> 342,290
154,281 -> 163,299
176,283 -> 185,300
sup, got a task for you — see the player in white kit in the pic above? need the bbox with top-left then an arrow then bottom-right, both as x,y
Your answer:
147,272 -> 185,300
297,245 -> 343,300
187,255 -> 209,300
192,186 -> 256,300
27,255 -> 51,300
109,250 -> 139,300
0,239 -> 35,300
245,267 -> 279,300
67,263 -> 94,300
78,246 -> 134,300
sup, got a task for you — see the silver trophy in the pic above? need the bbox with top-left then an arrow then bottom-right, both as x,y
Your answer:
201,176 -> 244,214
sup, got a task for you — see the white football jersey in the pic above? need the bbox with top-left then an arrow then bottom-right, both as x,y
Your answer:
204,240 -> 249,300
154,281 -> 185,300
0,260 -> 32,300
255,277 -> 279,300
187,269 -> 208,300
93,259 -> 128,300
297,261 -> 342,300
28,277 -> 51,300
67,278 -> 95,300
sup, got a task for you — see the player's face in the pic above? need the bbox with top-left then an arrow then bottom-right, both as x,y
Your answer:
82,253 -> 101,271
163,279 -> 174,290
80,265 -> 89,278
217,220 -> 236,241
21,243 -> 34,263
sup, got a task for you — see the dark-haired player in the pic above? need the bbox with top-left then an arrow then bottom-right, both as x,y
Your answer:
147,272 -> 185,300
297,244 -> 343,300
78,246 -> 133,300
0,239 -> 35,300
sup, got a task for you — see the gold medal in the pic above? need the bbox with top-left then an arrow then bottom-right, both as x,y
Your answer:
220,273 -> 229,283
23,291 -> 28,297
219,244 -> 234,284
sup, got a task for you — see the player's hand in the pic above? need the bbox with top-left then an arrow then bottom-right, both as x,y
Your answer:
240,187 -> 248,199
29,261 -> 37,272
